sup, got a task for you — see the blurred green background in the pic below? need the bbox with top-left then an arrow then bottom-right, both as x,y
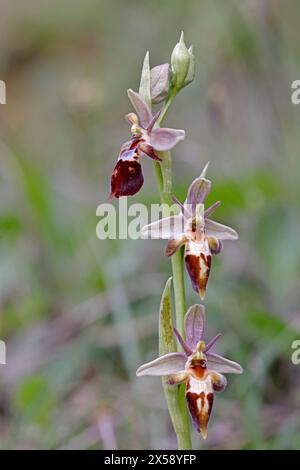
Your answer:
0,0 -> 300,450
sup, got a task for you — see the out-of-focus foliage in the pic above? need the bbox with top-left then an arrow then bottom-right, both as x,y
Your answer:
0,0 -> 300,449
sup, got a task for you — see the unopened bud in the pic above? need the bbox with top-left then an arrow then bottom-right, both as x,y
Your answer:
183,45 -> 195,87
171,32 -> 194,90
150,63 -> 171,104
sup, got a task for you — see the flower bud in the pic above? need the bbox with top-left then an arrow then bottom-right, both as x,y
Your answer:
150,63 -> 171,104
171,32 -> 194,90
183,45 -> 195,87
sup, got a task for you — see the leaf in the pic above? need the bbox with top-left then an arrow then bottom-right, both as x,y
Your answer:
158,277 -> 189,434
159,277 -> 176,356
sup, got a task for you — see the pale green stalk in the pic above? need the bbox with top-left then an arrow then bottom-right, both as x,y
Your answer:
154,88 -> 192,450
139,51 -> 191,448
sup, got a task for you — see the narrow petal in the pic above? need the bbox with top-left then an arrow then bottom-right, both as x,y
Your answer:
204,200 -> 221,218
173,327 -> 192,355
206,352 -> 243,374
184,304 -> 205,351
185,177 -> 211,214
138,142 -> 162,161
136,352 -> 186,377
110,149 -> 144,199
205,219 -> 239,241
171,195 -> 191,218
149,128 -> 185,151
141,214 -> 184,239
127,89 -> 153,128
204,334 -> 221,352
165,235 -> 188,256
146,108 -> 162,133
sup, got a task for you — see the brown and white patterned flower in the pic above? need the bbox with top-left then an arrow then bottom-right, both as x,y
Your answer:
110,90 -> 185,199
141,164 -> 238,299
136,304 -> 243,439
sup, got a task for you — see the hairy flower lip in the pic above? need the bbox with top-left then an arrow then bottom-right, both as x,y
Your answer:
141,164 -> 239,297
110,91 -> 186,199
136,304 -> 243,378
136,304 -> 243,438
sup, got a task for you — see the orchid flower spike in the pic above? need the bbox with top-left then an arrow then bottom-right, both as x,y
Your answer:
137,304 -> 243,439
110,90 -> 185,199
141,163 -> 238,299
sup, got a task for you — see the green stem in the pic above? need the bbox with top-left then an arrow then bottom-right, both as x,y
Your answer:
158,87 -> 178,125
153,88 -> 192,450
171,252 -> 186,339
176,384 -> 192,450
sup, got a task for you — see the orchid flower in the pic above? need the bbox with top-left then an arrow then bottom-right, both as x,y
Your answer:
136,304 -> 243,439
110,90 -> 185,199
141,164 -> 238,299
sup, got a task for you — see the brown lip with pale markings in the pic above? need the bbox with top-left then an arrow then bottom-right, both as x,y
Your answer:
186,385 -> 214,438
185,252 -> 211,299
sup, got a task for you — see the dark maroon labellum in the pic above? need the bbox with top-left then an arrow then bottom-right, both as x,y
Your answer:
109,134 -> 164,199
110,156 -> 144,198
110,142 -> 144,199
